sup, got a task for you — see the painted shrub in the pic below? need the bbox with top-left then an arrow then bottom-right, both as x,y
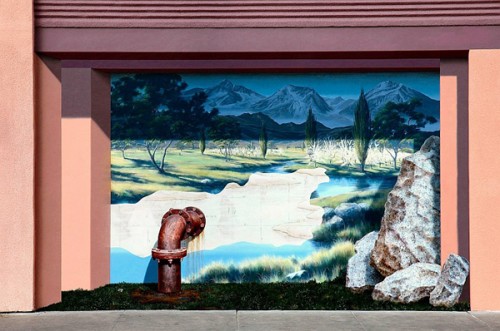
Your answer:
110,73 -> 440,284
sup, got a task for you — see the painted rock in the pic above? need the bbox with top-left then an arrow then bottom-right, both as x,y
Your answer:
334,203 -> 368,224
322,207 -> 337,223
285,270 -> 309,281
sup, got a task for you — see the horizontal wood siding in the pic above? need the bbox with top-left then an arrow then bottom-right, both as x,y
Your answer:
35,0 -> 500,28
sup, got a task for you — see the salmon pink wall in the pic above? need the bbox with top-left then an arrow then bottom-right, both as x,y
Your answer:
0,0 -> 498,311
35,56 -> 62,308
440,59 -> 470,300
61,68 -> 110,290
0,0 -> 35,311
469,49 -> 500,311
440,74 -> 459,260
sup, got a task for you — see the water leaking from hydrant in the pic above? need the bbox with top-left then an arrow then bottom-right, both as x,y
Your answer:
186,231 -> 205,281
151,206 -> 206,294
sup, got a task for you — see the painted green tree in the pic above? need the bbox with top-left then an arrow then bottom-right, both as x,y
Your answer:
111,74 -> 219,173
353,90 -> 371,172
304,107 -> 317,148
372,98 -> 437,169
199,130 -> 206,155
259,124 -> 268,159
208,116 -> 241,162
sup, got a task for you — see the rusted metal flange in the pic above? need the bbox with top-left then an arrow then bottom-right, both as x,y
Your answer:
151,247 -> 188,261
162,208 -> 190,224
183,206 -> 206,238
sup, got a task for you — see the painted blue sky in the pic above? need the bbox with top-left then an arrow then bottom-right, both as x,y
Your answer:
181,72 -> 440,100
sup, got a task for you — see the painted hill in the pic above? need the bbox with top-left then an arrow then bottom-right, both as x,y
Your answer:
184,79 -> 264,115
184,79 -> 439,129
336,81 -> 440,120
232,112 -> 352,140
250,85 -> 352,128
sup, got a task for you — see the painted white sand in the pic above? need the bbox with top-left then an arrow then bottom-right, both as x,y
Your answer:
111,168 -> 328,257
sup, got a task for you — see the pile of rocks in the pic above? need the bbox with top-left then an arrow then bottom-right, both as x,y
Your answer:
345,136 -> 470,307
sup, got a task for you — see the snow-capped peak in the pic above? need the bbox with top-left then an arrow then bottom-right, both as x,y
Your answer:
366,80 -> 422,102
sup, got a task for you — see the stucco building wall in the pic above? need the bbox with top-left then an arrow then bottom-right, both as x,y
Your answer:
469,50 -> 500,311
0,0 -> 35,312
1,0 -> 500,312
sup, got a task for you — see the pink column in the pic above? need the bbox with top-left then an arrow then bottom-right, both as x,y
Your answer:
61,68 -> 110,290
0,0 -> 35,311
440,59 -> 470,300
35,56 -> 62,308
469,49 -> 500,310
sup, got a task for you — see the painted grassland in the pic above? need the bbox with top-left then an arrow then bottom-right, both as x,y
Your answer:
112,145 -> 303,203
111,141 -> 403,283
111,140 -> 404,204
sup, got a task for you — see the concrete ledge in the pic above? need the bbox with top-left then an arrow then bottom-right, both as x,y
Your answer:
1,310 -> 499,331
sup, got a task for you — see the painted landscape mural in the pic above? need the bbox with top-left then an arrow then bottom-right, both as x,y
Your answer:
110,72 -> 440,284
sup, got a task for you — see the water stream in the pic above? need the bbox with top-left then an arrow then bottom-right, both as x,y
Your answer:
267,161 -> 396,198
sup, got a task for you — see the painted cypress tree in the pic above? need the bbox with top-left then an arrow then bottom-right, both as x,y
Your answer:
353,89 -> 371,172
199,130 -> 206,154
259,123 -> 268,159
305,107 -> 317,148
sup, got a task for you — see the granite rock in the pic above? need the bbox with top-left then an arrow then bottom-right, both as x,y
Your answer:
346,231 -> 384,293
372,263 -> 441,303
430,254 -> 470,307
371,136 -> 441,276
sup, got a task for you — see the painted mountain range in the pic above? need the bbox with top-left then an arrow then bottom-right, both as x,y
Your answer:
183,79 -> 439,129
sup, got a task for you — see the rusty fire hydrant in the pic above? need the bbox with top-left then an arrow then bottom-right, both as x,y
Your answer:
151,207 -> 206,294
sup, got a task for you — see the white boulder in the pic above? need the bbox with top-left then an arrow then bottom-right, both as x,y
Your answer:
372,263 -> 441,303
346,231 -> 384,293
371,136 -> 441,276
430,254 -> 470,307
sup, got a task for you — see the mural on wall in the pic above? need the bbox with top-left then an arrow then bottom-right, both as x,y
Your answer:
110,72 -> 440,284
